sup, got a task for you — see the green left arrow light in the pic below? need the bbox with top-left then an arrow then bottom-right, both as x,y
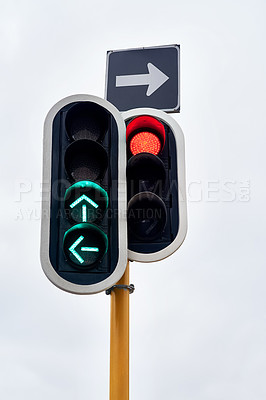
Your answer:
81,246 -> 99,252
69,235 -> 85,264
63,223 -> 108,268
69,235 -> 100,264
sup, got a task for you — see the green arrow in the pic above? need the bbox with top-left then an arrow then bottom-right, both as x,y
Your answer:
70,194 -> 99,210
69,235 -> 100,264
69,235 -> 85,264
82,204 -> 87,222
81,247 -> 99,252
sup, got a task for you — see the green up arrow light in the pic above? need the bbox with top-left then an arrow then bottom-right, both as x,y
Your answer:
70,194 -> 99,222
65,181 -> 108,223
70,194 -> 99,210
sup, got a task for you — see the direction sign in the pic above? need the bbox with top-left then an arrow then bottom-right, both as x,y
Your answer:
105,45 -> 180,113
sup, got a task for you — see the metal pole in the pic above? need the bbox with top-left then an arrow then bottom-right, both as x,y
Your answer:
109,261 -> 130,400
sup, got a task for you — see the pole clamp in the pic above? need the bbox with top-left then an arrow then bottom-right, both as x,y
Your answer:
105,284 -> 135,295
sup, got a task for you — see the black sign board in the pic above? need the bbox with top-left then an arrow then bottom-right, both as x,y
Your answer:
105,45 -> 180,113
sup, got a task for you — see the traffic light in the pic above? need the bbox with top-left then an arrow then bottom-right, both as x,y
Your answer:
40,95 -> 127,294
123,108 -> 187,262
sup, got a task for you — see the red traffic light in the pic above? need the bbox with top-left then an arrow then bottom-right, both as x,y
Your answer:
130,131 -> 161,156
126,116 -> 165,156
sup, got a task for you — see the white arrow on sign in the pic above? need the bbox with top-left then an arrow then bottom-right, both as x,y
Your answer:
116,63 -> 169,97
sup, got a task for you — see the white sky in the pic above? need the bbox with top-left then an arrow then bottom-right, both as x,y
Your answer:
1,0 -> 266,399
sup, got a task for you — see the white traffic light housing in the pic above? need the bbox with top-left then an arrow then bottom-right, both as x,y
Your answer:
123,108 -> 187,263
40,95 -> 127,294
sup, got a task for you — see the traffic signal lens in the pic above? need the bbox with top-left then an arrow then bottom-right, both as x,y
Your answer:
126,115 -> 165,156
127,192 -> 167,241
63,223 -> 108,268
130,131 -> 161,155
64,181 -> 108,223
64,139 -> 108,182
127,153 -> 166,194
65,102 -> 108,141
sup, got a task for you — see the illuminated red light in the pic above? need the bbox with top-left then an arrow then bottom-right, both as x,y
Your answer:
130,131 -> 161,155
126,115 -> 165,156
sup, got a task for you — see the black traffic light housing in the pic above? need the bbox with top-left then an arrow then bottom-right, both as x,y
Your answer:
123,108 -> 187,263
41,95 -> 127,294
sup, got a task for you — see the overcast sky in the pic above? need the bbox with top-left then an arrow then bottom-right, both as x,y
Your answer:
1,0 -> 266,399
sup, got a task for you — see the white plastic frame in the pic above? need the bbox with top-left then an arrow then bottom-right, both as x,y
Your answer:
123,108 -> 187,263
40,94 -> 128,294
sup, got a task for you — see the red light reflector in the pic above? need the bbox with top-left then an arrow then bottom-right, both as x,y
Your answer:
130,131 -> 161,155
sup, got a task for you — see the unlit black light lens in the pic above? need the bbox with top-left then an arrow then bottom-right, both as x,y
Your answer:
64,139 -> 108,182
127,192 -> 167,241
65,102 -> 108,141
127,152 -> 166,195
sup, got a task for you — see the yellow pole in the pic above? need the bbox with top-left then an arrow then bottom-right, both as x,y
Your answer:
110,261 -> 130,400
